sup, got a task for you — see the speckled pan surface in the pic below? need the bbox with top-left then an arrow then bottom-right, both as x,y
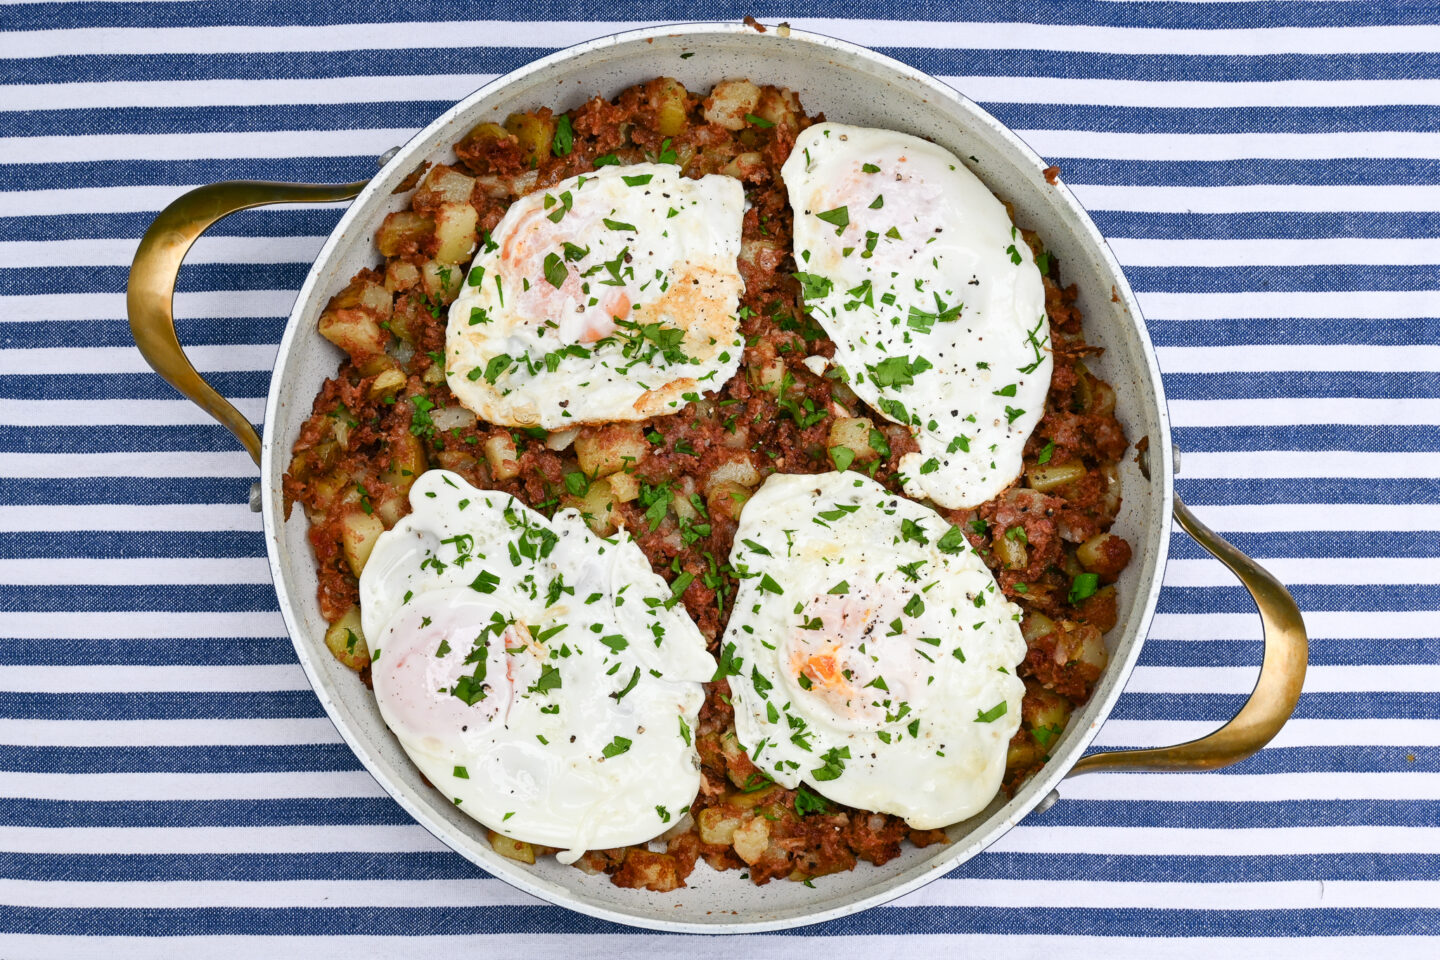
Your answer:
260,22 -> 1174,933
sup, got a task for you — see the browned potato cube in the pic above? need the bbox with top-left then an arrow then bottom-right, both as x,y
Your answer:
504,111 -> 555,165
340,510 -> 384,576
574,424 -> 648,477
415,164 -> 476,206
433,201 -> 479,264
703,79 -> 761,130
323,605 -> 370,671
487,830 -> 536,864
376,210 -> 434,257
381,432 -> 427,494
484,433 -> 520,481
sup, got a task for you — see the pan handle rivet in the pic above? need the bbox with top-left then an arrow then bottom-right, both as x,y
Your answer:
250,482 -> 262,512
1032,789 -> 1060,815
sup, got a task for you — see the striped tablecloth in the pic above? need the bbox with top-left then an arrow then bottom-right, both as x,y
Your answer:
2,2 -> 1437,956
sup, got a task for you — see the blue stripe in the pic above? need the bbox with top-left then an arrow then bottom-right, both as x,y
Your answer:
1150,318 -> 1440,348
1176,478 -> 1440,506
1,904 -> 1436,937
0,744 -> 360,774
0,209 -> 343,243
0,636 -> 295,666
1167,530 -> 1438,560
1,849 -> 1435,885
0,531 -> 264,560
1053,156 -> 1440,187
4,688 -> 1424,723
7,1 -> 1440,31
0,263 -> 309,296
1091,211 -> 1440,241
14,45 -> 1440,87
2,794 -> 1433,832
0,477 -> 257,506
1157,584 -> 1439,615
9,423 -> 1432,456
0,691 -> 322,721
1165,371 -> 1440,401
0,156 -> 377,193
4,370 -> 1434,404
0,318 -> 288,351
1128,265 -> 1440,295
12,101 -> 1440,139
0,372 -> 271,402
1141,639 -> 1440,668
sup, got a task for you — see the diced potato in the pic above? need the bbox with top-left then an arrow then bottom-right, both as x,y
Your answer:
318,308 -> 388,368
376,210 -> 434,257
415,164 -> 476,206
1077,532 -> 1129,575
420,260 -> 464,304
564,477 -> 619,536
703,79 -> 762,130
1102,461 -> 1123,518
323,605 -> 370,671
381,432 -> 427,494
368,367 -> 407,400
722,151 -> 767,181
994,528 -> 1028,570
1006,739 -> 1042,771
731,817 -> 770,865
1076,364 -> 1117,417
653,77 -> 689,136
487,830 -> 536,864
484,434 -> 520,481
374,490 -> 407,528
1027,460 -> 1087,493
697,808 -> 742,846
431,405 -> 476,433
384,259 -> 420,293
753,86 -> 801,131
607,470 -> 640,503
828,417 -> 879,464
545,428 -> 579,451
433,201 -> 479,264
726,785 -> 781,810
1053,620 -> 1108,670
504,111 -> 555,165
1023,683 -> 1073,733
706,479 -> 750,521
1021,611 -> 1057,644
341,510 -> 384,576
458,121 -> 516,153
705,456 -> 759,491
574,424 -> 647,477
750,357 -> 786,393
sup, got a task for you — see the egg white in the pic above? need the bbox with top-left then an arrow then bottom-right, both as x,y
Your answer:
359,470 -> 715,858
446,163 -> 745,430
721,471 -> 1026,828
782,123 -> 1052,509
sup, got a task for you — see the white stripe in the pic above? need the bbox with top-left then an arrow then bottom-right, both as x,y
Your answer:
1091,719 -> 1438,750
1021,129 -> 1440,161
2,770 -> 387,801
1109,237 -> 1440,268
1,875 -> 1431,912
1124,664 -> 1440,694
8,126 -> 1436,167
996,825 -> 1440,856
0,289 -> 302,323
13,74 -> 1440,114
1074,183 -> 1440,213
0,504 -> 261,532
4,935 -> 1427,960
0,185 -> 351,217
0,397 -> 268,427
7,611 -> 288,640
1170,397 -> 1440,427
0,717 -> 342,747
0,824 -> 443,855
1140,290 -> 1440,321
1150,610 -> 1438,641
2,451 -> 259,478
1063,771 -> 1440,803
0,235 -> 329,268
1178,451 -> 1440,480
0,344 -> 278,376
1171,503 -> 1440,532
1164,557 -> 1440,588
0,127 -> 413,164
0,557 -> 273,586
0,664 -> 307,693
10,19 -> 1440,58
1156,345 -> 1440,373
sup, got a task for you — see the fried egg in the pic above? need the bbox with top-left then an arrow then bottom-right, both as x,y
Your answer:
721,471 -> 1026,827
782,123 -> 1052,509
359,470 -> 715,859
446,163 -> 745,430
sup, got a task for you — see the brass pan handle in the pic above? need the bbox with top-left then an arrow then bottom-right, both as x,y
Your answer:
1068,493 -> 1308,776
127,180 -> 369,465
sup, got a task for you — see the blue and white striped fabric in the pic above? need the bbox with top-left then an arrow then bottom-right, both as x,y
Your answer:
2,1 -> 1437,956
